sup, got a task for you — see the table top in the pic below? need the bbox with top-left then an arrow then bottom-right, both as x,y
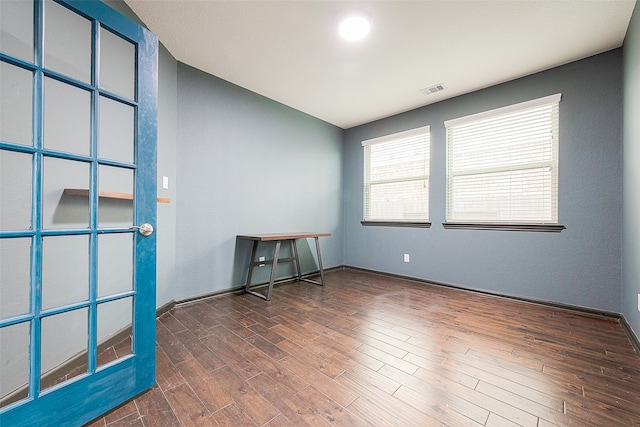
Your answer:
237,232 -> 331,241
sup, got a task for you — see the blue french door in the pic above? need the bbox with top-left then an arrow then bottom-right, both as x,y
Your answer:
0,1 -> 157,425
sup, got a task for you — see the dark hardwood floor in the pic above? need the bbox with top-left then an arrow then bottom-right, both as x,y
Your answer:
86,269 -> 640,426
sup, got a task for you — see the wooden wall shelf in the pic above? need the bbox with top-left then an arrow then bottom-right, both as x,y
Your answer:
63,188 -> 170,203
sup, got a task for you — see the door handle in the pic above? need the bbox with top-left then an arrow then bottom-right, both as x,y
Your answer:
130,223 -> 154,236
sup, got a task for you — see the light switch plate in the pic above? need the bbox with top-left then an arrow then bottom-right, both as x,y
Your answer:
162,176 -> 169,189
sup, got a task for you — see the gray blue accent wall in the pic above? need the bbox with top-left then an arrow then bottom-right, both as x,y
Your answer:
343,50 -> 623,313
623,3 -> 640,341
104,0 -> 178,309
174,64 -> 344,301
155,44 -> 178,308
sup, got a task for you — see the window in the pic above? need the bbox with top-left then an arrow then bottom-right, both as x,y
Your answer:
445,94 -> 563,231
362,126 -> 430,226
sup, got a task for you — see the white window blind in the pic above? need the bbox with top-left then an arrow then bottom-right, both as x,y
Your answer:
362,126 -> 430,222
445,94 -> 561,224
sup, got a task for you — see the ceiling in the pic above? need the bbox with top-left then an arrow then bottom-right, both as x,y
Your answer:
124,0 -> 637,129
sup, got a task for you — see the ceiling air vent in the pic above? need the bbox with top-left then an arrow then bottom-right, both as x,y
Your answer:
420,84 -> 446,96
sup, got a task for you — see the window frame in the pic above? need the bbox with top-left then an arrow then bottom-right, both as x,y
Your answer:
443,94 -> 565,232
361,125 -> 431,228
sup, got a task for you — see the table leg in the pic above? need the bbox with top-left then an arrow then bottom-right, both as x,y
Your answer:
245,240 -> 259,294
291,239 -> 302,281
266,240 -> 282,301
314,236 -> 325,286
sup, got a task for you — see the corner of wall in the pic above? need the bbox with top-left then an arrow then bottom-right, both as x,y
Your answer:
622,1 -> 640,345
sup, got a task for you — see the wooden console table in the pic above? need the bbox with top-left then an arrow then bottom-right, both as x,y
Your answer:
237,232 -> 331,301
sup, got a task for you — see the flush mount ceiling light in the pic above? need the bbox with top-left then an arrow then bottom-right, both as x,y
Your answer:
338,11 -> 372,41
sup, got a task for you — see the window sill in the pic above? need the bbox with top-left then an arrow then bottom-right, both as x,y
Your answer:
361,221 -> 431,228
442,223 -> 565,232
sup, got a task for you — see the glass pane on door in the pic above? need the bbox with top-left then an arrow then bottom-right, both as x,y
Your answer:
40,308 -> 88,391
41,235 -> 89,310
98,233 -> 133,297
97,297 -> 133,369
0,150 -> 32,230
0,237 -> 31,319
99,96 -> 134,163
43,0 -> 91,83
98,165 -> 133,228
43,77 -> 91,155
0,1 -> 34,63
0,321 -> 30,408
99,27 -> 135,100
42,157 -> 89,229
0,62 -> 33,146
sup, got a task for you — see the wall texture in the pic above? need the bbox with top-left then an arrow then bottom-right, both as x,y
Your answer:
155,44 -> 178,309
104,0 -> 178,309
175,64 -> 344,301
623,3 -> 640,340
343,50 -> 623,313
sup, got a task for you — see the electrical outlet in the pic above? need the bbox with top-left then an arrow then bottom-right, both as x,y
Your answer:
162,176 -> 169,189
638,293 -> 640,312
403,253 -> 410,263
259,256 -> 266,267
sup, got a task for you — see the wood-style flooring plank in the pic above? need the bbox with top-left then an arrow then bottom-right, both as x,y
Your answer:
173,329 -> 226,372
243,348 -> 309,394
336,371 -> 441,427
277,339 -> 345,379
356,343 -> 417,374
280,354 -> 358,408
163,383 -> 218,427
377,362 -> 489,425
154,346 -> 186,392
103,401 -> 138,425
295,385 -> 369,426
85,269 -> 640,427
247,373 -> 328,427
199,332 -> 260,380
442,357 -> 564,411
174,358 -> 233,413
208,366 -> 280,426
134,385 -> 181,427
392,384 -> 487,427
211,402 -> 258,427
